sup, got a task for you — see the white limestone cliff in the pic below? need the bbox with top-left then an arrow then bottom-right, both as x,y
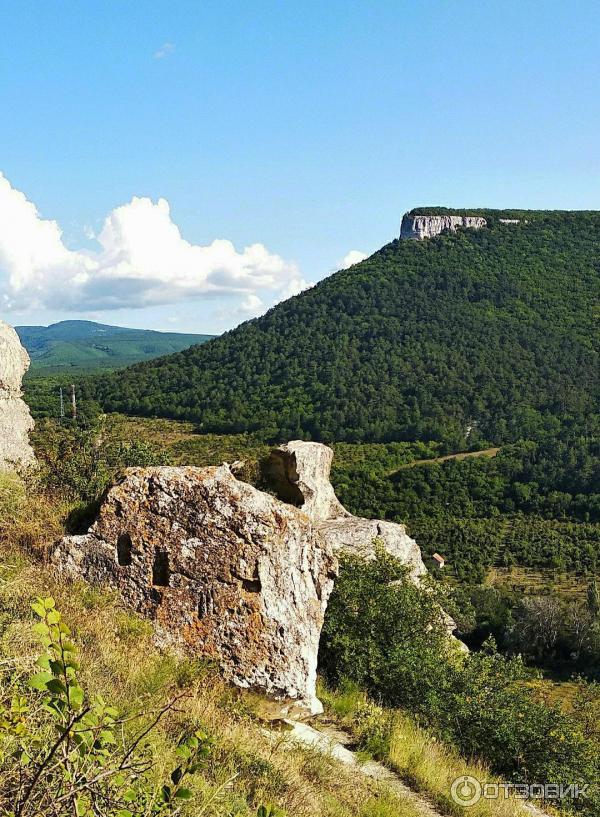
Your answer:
400,213 -> 487,240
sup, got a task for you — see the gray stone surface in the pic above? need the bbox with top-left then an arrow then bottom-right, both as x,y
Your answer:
0,320 -> 35,471
266,441 -> 427,579
400,213 -> 487,240
318,517 -> 426,582
53,464 -> 337,715
264,440 -> 350,522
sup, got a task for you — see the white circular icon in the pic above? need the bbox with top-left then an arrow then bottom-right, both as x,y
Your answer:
451,775 -> 482,807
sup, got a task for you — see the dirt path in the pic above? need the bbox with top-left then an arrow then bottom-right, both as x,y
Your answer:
285,719 -> 444,817
284,718 -> 550,817
392,446 -> 500,473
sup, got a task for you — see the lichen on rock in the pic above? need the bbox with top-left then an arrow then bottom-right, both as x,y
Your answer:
53,464 -> 337,715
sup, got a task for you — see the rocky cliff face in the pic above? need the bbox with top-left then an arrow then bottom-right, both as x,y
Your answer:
0,320 -> 35,471
400,213 -> 487,240
53,464 -> 337,715
264,441 -> 427,581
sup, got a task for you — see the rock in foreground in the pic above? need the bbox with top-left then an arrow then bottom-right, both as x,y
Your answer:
53,465 -> 337,714
0,320 -> 35,471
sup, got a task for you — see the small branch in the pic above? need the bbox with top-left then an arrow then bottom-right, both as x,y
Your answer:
15,706 -> 91,817
119,691 -> 188,770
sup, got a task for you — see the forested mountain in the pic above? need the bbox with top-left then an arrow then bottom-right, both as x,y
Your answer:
16,320 -> 214,373
87,211 -> 600,445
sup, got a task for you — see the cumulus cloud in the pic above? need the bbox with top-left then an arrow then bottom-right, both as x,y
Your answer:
338,249 -> 368,269
237,294 -> 265,316
0,172 -> 301,313
154,41 -> 175,59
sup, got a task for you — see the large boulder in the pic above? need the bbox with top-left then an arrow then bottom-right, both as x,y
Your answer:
264,441 -> 426,581
0,320 -> 35,471
53,465 -> 337,715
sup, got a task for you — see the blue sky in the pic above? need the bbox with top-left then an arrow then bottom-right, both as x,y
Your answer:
1,0 -> 600,333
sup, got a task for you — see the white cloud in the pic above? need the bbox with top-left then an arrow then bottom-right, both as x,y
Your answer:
0,172 -> 301,313
154,42 -> 175,59
338,249 -> 368,269
238,294 -> 265,316
276,276 -> 313,301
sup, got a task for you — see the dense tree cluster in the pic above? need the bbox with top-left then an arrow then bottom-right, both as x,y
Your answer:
334,433 -> 600,521
85,211 -> 600,444
332,430 -> 600,579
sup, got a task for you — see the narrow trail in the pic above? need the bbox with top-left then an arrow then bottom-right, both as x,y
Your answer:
283,718 -> 551,817
285,719 -> 444,817
391,446 -> 500,474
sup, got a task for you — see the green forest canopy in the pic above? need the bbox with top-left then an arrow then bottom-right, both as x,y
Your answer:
85,210 -> 600,446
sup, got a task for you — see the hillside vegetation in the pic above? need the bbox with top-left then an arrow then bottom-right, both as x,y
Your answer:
4,420 -> 600,816
2,420 -> 565,817
86,211 -> 599,445
0,443 -> 446,817
17,320 -> 214,374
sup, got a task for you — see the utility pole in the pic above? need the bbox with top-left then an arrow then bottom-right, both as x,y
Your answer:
59,387 -> 65,419
71,384 -> 77,419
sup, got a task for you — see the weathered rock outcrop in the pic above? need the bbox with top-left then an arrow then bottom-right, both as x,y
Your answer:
264,441 -> 426,581
0,320 -> 35,471
53,441 -> 454,711
53,465 -> 337,715
400,213 -> 487,240
267,442 -> 465,645
264,441 -> 350,522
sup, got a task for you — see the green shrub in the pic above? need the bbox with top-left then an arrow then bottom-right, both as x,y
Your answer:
319,555 -> 600,814
0,597 -> 212,817
35,417 -> 169,505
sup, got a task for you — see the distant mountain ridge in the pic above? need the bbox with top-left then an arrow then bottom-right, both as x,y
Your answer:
15,320 -> 215,373
85,209 -> 600,444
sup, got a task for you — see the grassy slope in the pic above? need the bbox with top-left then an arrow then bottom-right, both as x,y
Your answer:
319,683 -> 536,817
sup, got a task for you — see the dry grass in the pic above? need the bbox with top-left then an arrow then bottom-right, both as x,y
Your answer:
319,682 -> 548,817
0,474 -> 435,817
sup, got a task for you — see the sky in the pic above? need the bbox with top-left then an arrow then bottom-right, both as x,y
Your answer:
1,0 -> 600,334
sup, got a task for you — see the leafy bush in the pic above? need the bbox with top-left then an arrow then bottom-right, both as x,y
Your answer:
319,552 -> 451,712
34,417 -> 169,505
0,597 -> 211,817
319,555 -> 600,814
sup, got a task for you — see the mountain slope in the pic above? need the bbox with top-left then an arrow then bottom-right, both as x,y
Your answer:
16,320 -> 215,373
87,211 -> 600,444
